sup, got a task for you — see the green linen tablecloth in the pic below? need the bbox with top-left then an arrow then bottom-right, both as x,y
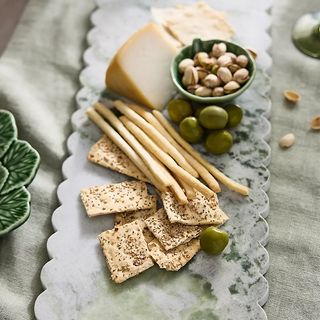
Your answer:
0,0 -> 319,319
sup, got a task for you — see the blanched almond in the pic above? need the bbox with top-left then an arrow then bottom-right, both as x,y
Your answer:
279,133 -> 295,148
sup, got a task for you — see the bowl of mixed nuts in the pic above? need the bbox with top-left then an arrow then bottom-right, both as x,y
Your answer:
171,39 -> 256,103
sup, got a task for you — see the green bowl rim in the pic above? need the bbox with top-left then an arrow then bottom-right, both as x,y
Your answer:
170,39 -> 257,104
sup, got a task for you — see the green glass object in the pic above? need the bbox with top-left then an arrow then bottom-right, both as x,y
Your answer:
292,12 -> 320,58
200,226 -> 229,255
0,110 -> 17,158
179,117 -> 204,143
167,99 -> 192,124
224,104 -> 243,128
199,106 -> 228,130
0,110 -> 40,236
204,130 -> 233,154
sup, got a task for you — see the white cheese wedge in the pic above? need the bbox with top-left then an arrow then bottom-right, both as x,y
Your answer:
105,23 -> 178,110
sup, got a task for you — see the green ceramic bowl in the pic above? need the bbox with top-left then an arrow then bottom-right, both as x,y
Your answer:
0,110 -> 40,236
171,39 -> 256,104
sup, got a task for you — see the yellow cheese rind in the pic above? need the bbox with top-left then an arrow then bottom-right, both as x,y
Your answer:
105,23 -> 178,110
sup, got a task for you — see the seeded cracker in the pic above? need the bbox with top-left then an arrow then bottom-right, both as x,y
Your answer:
99,221 -> 154,283
148,238 -> 200,271
80,181 -> 155,217
145,208 -> 202,250
114,196 -> 157,243
152,2 -> 234,46
88,135 -> 148,182
161,191 -> 229,226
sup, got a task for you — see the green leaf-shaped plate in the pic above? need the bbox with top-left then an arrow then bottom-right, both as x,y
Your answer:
0,187 -> 30,236
0,110 -> 40,236
0,110 -> 17,158
0,164 -> 9,191
1,140 -> 40,195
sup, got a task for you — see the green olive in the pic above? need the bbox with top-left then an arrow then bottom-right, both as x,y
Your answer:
194,106 -> 206,118
200,226 -> 229,255
199,106 -> 228,130
167,99 -> 192,124
204,130 -> 233,154
179,117 -> 204,143
224,104 -> 243,128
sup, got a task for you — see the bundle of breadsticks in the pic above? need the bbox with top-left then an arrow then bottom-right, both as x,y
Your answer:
83,100 -> 250,283
86,100 -> 249,203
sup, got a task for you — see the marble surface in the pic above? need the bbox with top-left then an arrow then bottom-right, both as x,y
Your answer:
34,0 -> 272,319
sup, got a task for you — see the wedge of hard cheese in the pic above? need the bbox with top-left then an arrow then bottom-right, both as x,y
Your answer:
105,23 -> 178,110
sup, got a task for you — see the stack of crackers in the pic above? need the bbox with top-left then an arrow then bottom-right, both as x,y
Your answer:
152,1 -> 234,46
80,136 -> 228,283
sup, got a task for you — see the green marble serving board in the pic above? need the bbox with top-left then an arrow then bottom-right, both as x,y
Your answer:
34,0 -> 272,319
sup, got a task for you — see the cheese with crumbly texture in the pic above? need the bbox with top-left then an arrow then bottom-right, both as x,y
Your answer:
99,221 -> 154,283
105,23 -> 178,110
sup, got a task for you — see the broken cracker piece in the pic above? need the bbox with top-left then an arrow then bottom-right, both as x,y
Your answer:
114,196 -> 157,226
114,196 -> 157,243
99,221 -> 154,283
161,191 -> 229,226
148,238 -> 200,271
145,208 -> 202,250
80,181 -> 155,217
88,135 -> 148,182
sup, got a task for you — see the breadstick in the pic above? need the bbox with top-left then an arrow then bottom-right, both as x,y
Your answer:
129,103 -> 220,192
113,100 -> 199,178
162,170 -> 188,204
86,108 -> 166,192
175,175 -> 196,199
149,154 -> 188,204
93,103 -> 171,190
94,103 -> 187,204
120,116 -> 214,198
153,110 -> 250,196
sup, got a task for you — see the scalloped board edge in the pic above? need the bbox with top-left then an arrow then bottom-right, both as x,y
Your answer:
34,1 -> 272,319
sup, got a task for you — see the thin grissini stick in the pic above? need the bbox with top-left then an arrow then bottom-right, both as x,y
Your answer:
113,100 -> 199,178
86,108 -> 166,191
120,116 -> 214,198
129,103 -> 221,193
175,174 -> 196,199
145,152 -> 187,204
153,110 -> 250,196
145,153 -> 187,204
93,103 -> 170,190
161,168 -> 188,204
